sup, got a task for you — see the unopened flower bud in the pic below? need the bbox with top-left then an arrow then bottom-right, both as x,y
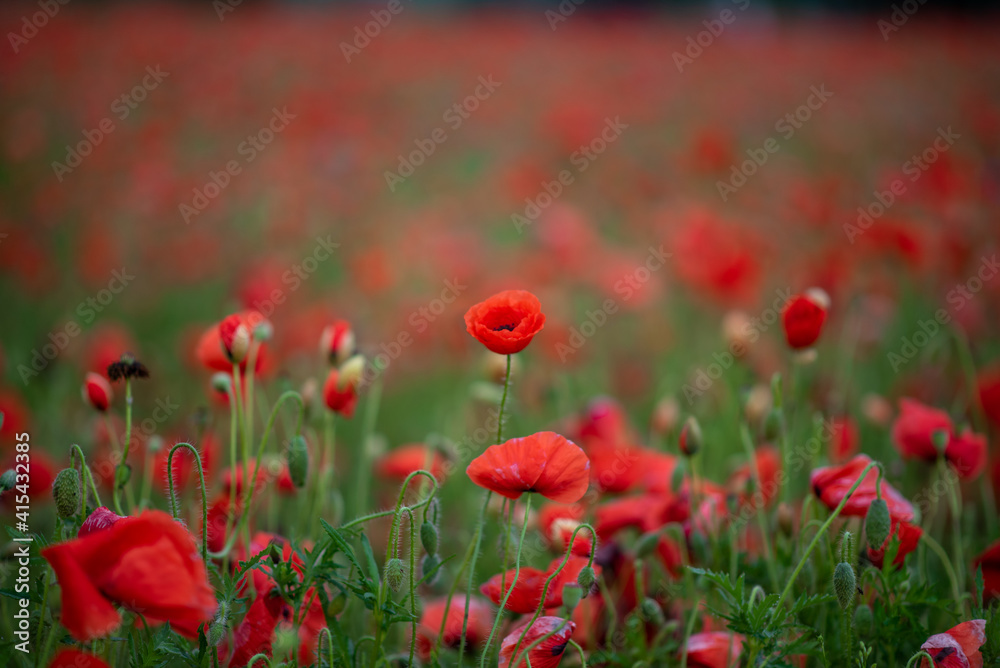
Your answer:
640,598 -> 665,625
679,416 -> 702,457
53,468 -> 82,520
219,315 -> 250,364
385,558 -> 406,592
208,602 -> 229,646
650,397 -> 680,436
577,565 -> 596,591
865,499 -> 891,550
420,521 -> 438,555
0,469 -> 16,493
286,435 -> 309,489
777,502 -> 795,537
114,463 -> 131,490
253,319 -> 273,342
326,588 -> 348,617
833,562 -> 856,610
670,460 -> 686,494
147,435 -> 164,455
421,553 -> 441,585
268,542 -> 283,564
339,354 -> 366,390
562,583 -> 583,611
931,429 -> 949,456
853,604 -> 873,636
212,372 -> 233,394
320,321 -> 355,366
82,372 -> 113,412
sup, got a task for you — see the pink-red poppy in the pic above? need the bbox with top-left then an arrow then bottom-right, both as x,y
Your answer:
196,311 -> 268,374
323,366 -> 359,418
414,596 -> 494,661
78,506 -> 126,538
464,290 -> 546,355
973,539 -> 1000,601
376,444 -> 447,481
49,650 -> 111,668
480,567 -> 546,614
82,372 -> 113,412
919,620 -> 986,668
685,631 -> 744,668
466,432 -> 590,504
499,616 -> 576,668
946,429 -> 988,480
868,519 -> 923,569
810,455 -> 913,522
781,290 -> 829,350
42,509 -> 216,641
892,398 -> 953,461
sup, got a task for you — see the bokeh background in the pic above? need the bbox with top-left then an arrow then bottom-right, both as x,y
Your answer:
2,1 -> 999,497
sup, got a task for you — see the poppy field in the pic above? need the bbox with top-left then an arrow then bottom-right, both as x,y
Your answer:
2,3 -> 1000,667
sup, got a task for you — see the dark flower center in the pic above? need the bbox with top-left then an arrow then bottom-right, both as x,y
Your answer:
934,648 -> 956,661
492,323 -> 517,332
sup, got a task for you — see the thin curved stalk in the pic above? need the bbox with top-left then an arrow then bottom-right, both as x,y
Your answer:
166,442 -> 209,563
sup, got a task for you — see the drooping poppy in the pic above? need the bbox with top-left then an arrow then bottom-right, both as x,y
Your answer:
919,619 -> 986,668
466,432 -> 590,504
781,290 -> 829,350
480,567 -> 546,613
413,596 -> 494,661
811,455 -> 913,522
322,366 -> 358,418
946,429 -> 988,480
973,539 -> 1000,601
82,372 -> 113,412
319,320 -> 355,365
891,398 -> 953,461
868,519 -> 923,569
464,290 -> 546,355
498,616 -> 576,668
685,631 -> 744,668
49,649 -> 112,668
42,509 -> 216,641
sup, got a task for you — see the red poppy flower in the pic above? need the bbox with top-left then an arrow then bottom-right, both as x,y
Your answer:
976,365 -> 1000,428
42,509 -> 216,641
319,320 -> 355,365
322,367 -> 358,418
946,429 -> 987,480
685,631 -> 744,668
727,445 -> 781,506
587,442 -> 645,493
78,506 -> 126,538
376,444 -> 447,481
892,398 -> 953,461
219,313 -> 251,364
973,539 -> 1000,601
811,455 -> 913,522
919,620 -> 986,668
480,567 -> 546,613
571,396 -> 634,448
49,649 -> 111,668
466,432 -> 590,504
196,311 -> 268,374
499,616 -> 576,668
537,504 -> 591,556
868,519 -> 922,569
595,494 -> 669,539
82,372 -> 113,412
542,556 -> 600,608
204,493 -> 242,554
414,596 -> 494,661
781,290 -> 829,350
464,290 -> 545,355
829,417 -> 859,463
640,450 -> 680,494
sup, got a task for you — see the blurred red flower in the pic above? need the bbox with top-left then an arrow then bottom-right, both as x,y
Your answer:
49,649 -> 111,668
414,596 -> 493,661
499,616 -> 576,668
376,444 -> 447,481
464,290 -> 545,355
868,519 -> 923,569
466,432 -> 590,504
810,455 -> 913,522
322,367 -> 358,418
781,290 -> 829,350
891,398 -> 953,461
973,539 -> 1000,601
82,372 -> 113,412
480,567 -> 546,614
685,631 -> 744,668
42,509 -> 216,641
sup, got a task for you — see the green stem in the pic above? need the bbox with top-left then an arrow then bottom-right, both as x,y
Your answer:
904,650 -> 935,668
166,442 -> 209,564
355,375 -> 383,517
456,489 -> 492,665
940,460 -> 966,595
497,355 -> 511,443
568,639 -> 587,668
480,495 -> 533,667
773,461 -> 881,612
920,532 -> 963,609
739,424 -> 780,593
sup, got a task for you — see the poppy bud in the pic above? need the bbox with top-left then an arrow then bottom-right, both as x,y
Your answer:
865,498 -> 891,550
339,355 -> 366,390
219,315 -> 250,364
319,321 -> 355,366
147,435 -> 164,455
853,604 -> 873,636
82,373 -> 113,412
421,553 -> 441,585
323,367 -> 359,418
833,562 -> 856,610
763,408 -> 782,441
777,502 -> 795,536
114,463 -> 131,490
208,601 -> 228,646
635,531 -> 661,559
781,288 -> 829,351
0,469 -> 15,493
211,372 -> 232,394
931,429 -> 949,456
679,416 -> 702,457
52,468 -> 82,520
268,542 -> 283,564
640,598 -> 665,625
286,435 -> 309,488
385,558 -> 405,593
562,583 -> 583,611
577,565 -> 596,591
252,319 -> 273,342
650,396 -> 680,437
670,459 -> 686,494
420,521 -> 438,555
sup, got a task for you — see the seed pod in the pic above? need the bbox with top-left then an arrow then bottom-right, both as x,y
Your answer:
577,565 -> 596,591
420,521 -> 438,556
52,468 -> 82,520
286,435 -> 309,489
208,601 -> 229,646
326,588 -> 348,618
640,598 -> 665,625
853,604 -> 873,636
763,408 -> 782,441
562,583 -> 583,611
114,463 -> 131,490
421,553 -> 441,585
385,558 -> 405,593
679,416 -> 702,457
211,372 -> 233,394
833,562 -> 856,610
865,498 -> 891,550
